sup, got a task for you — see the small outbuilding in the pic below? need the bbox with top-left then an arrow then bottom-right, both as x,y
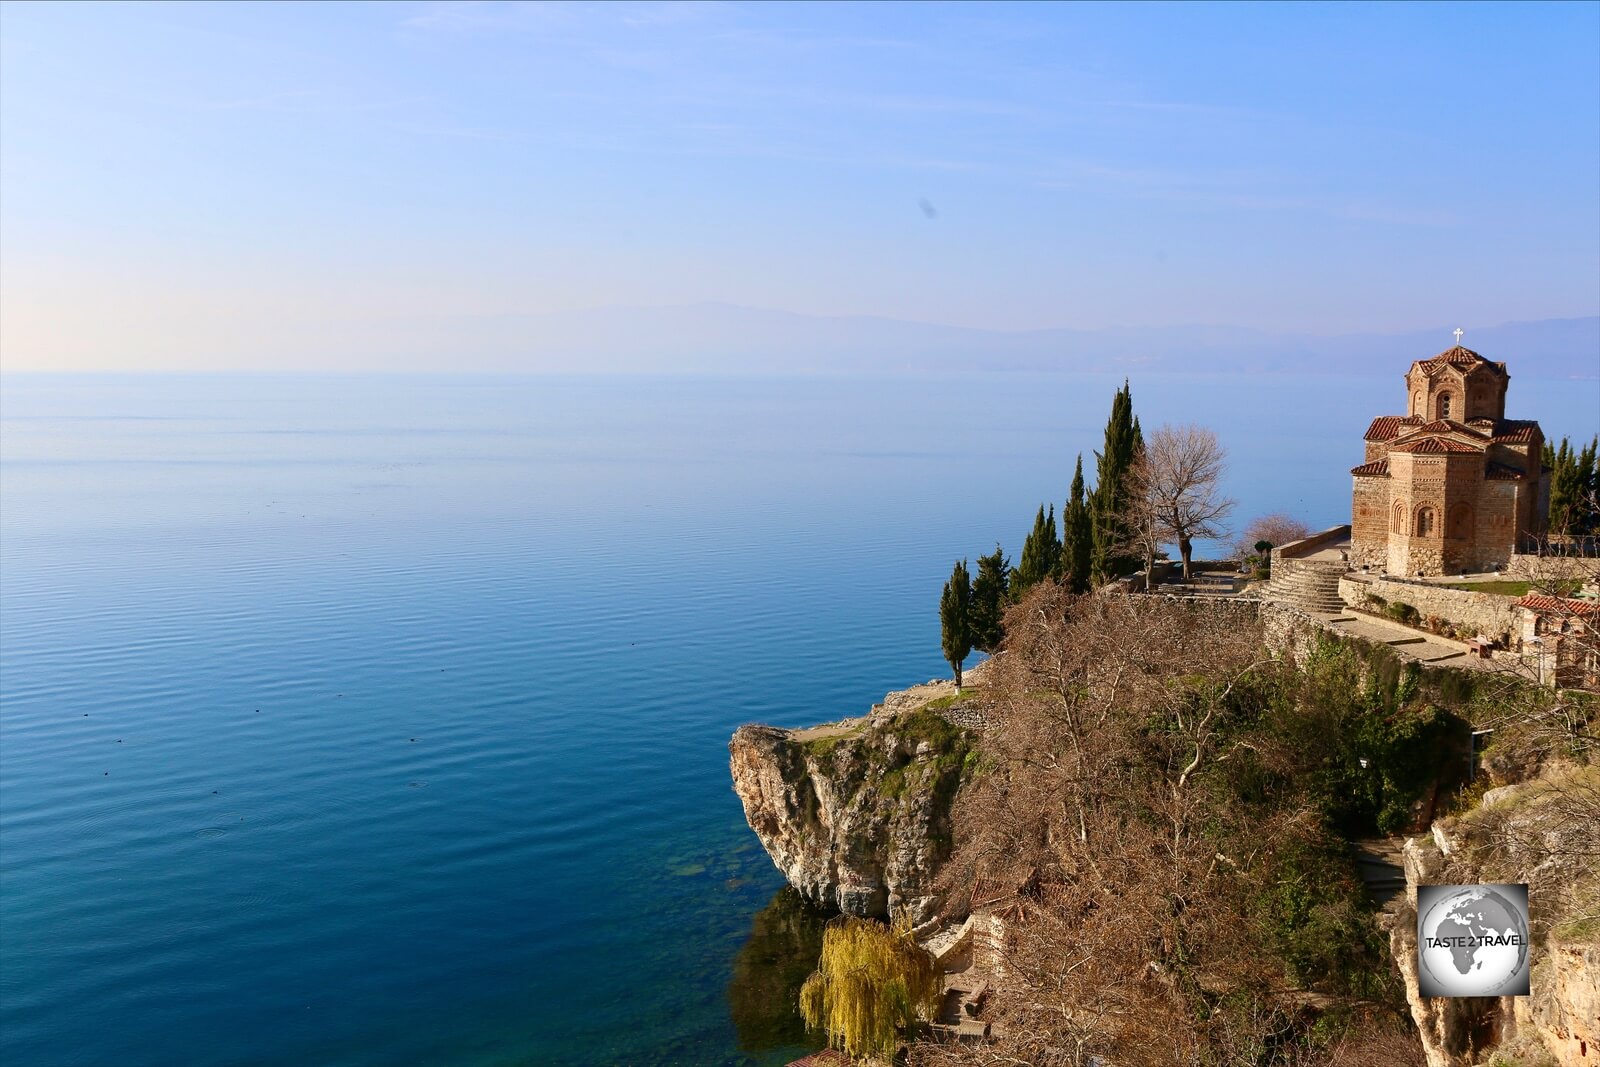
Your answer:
1515,593 -> 1598,689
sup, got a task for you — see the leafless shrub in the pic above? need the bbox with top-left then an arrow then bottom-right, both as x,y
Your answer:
1236,513 -> 1315,558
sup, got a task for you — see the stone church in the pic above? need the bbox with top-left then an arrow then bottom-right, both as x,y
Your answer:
1349,343 -> 1548,576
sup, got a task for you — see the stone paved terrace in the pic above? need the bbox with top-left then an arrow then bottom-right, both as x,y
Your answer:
1151,566 -> 1249,596
1300,538 -> 1352,562
1307,609 -> 1505,670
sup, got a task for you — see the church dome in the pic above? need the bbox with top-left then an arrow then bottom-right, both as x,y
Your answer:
1416,345 -> 1507,376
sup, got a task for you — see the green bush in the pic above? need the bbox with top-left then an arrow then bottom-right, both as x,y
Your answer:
1385,600 -> 1419,625
1248,832 -> 1395,997
1266,637 -> 1454,836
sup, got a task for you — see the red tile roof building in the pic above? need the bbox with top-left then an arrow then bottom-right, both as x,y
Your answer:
1349,345 -> 1548,576
1515,594 -> 1599,689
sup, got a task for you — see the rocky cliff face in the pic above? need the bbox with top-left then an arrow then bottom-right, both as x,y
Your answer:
1388,765 -> 1599,1067
728,680 -> 976,923
1515,933 -> 1600,1067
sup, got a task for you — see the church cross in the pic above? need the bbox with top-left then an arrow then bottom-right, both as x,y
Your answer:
1453,327 -> 1463,346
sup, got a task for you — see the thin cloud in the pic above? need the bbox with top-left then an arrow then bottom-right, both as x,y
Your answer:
195,89 -> 418,116
400,1 -> 578,34
386,121 -> 524,142
619,2 -> 731,28
1032,162 -> 1462,228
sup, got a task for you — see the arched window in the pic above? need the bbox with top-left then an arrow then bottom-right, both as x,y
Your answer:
1449,502 -> 1472,540
1413,391 -> 1423,415
1415,506 -> 1436,537
1392,501 -> 1406,534
1437,392 -> 1453,419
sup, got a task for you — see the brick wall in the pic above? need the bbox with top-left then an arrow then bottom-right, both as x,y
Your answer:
1471,479 -> 1518,570
1351,475 -> 1389,569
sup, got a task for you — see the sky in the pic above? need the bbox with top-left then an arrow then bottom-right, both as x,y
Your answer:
2,1 -> 1598,372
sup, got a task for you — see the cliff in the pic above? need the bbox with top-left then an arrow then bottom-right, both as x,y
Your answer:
728,678 -> 978,922
1388,764 -> 1599,1067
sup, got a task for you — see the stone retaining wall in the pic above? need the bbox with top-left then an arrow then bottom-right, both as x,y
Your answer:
936,705 -> 1006,732
1339,574 -> 1522,647
1260,601 -> 1326,666
1505,553 -> 1600,581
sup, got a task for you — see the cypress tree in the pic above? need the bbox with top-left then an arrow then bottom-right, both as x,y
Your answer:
1577,436 -> 1599,536
1014,504 -> 1059,595
1061,454 -> 1092,593
1044,503 -> 1060,577
1090,380 -> 1141,583
1549,436 -> 1581,535
969,545 -> 1010,653
939,558 -> 973,689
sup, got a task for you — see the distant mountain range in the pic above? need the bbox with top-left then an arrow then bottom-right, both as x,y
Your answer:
359,305 -> 1599,378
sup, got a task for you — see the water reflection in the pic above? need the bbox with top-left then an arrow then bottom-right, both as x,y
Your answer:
727,887 -> 832,1054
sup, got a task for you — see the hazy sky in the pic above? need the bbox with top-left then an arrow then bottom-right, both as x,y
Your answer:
3,1 -> 1598,371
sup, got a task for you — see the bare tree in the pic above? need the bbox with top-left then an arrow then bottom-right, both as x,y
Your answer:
1236,513 -> 1314,558
1121,452 -> 1167,582
910,591 -> 1422,1067
1138,424 -> 1235,581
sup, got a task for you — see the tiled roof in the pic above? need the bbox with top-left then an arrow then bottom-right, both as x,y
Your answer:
1515,594 -> 1598,618
1351,458 -> 1390,477
1492,419 -> 1541,444
1416,345 -> 1508,375
970,877 -> 1016,910
971,867 -> 1037,910
1037,882 -> 1076,909
1364,414 -> 1424,441
1407,418 -> 1489,439
1390,436 -> 1484,454
1485,462 -> 1527,481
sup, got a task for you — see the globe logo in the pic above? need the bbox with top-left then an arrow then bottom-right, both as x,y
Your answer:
1416,883 -> 1530,997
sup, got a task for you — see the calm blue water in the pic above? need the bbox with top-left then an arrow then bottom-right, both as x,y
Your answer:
2,371 -> 1594,1066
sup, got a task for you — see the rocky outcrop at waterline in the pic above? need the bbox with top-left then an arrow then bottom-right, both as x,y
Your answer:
728,679 -> 978,923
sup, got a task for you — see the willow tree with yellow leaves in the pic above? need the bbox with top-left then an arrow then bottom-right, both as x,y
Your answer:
798,913 -> 940,1062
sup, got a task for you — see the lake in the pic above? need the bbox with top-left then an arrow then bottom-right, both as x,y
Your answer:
2,370 -> 1594,1065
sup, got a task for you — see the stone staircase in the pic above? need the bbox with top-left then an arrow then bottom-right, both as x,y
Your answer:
1353,837 -> 1408,910
1268,560 -> 1347,613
